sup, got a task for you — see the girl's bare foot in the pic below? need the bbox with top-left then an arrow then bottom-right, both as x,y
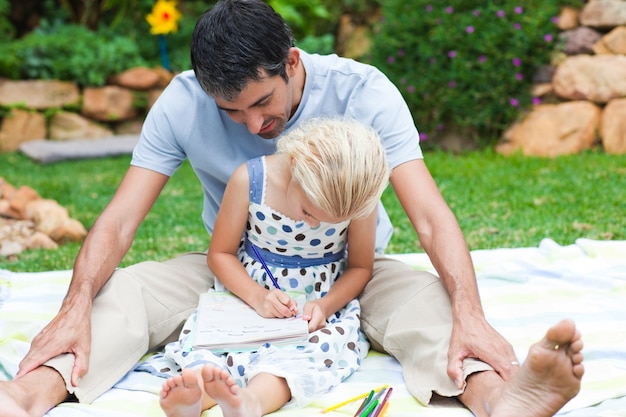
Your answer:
201,365 -> 263,417
491,319 -> 584,417
160,369 -> 203,417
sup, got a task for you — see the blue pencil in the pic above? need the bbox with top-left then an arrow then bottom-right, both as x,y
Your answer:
251,245 -> 281,290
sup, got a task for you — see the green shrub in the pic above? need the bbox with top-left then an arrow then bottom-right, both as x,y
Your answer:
0,24 -> 147,86
0,0 -> 13,39
368,1 -> 580,147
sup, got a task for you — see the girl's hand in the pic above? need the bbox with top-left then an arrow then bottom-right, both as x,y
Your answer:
302,300 -> 327,332
254,289 -> 297,318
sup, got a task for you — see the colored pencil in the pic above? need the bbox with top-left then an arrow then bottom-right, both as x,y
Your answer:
359,399 -> 378,417
353,395 -> 371,416
251,244 -> 281,289
372,387 -> 393,417
378,401 -> 390,417
321,384 -> 388,414
370,387 -> 387,403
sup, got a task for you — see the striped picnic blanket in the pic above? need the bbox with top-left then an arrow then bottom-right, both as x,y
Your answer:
1,238 -> 625,416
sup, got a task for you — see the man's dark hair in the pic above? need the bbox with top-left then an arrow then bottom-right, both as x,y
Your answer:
191,0 -> 295,100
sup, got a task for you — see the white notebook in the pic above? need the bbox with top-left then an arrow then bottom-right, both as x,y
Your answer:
191,290 -> 309,353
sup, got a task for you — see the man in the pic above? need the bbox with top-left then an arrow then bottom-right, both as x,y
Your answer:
1,1 -> 583,416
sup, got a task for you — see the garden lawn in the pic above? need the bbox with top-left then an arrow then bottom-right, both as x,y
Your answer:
1,148 -> 624,272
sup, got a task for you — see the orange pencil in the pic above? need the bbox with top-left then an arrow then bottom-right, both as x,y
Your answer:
378,401 -> 390,417
372,386 -> 393,417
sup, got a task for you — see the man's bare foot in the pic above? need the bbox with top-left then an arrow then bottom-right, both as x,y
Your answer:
491,319 -> 584,417
0,381 -> 31,417
201,365 -> 262,417
0,366 -> 68,417
160,369 -> 203,417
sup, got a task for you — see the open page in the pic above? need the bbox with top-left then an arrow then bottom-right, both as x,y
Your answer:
193,290 -> 309,353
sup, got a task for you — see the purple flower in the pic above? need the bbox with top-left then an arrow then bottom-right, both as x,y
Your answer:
532,97 -> 542,105
466,26 -> 475,34
425,5 -> 433,12
419,132 -> 428,141
512,57 -> 521,66
478,55 -> 487,63
510,98 -> 519,107
544,34 -> 553,42
436,124 -> 445,131
429,57 -> 437,65
514,6 -> 523,14
473,9 -> 480,16
515,73 -> 523,80
400,77 -> 406,84
514,23 -> 521,30
448,50 -> 457,58
407,85 -> 416,93
445,6 -> 454,13
387,56 -> 396,64
397,49 -> 405,57
551,16 -> 559,24
497,10 -> 505,18
448,80 -> 456,88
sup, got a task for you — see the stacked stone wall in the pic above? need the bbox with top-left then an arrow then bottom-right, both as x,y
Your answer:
0,67 -> 173,153
498,0 -> 626,156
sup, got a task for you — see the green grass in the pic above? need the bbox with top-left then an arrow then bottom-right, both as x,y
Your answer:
1,149 -> 625,272
384,148 -> 626,253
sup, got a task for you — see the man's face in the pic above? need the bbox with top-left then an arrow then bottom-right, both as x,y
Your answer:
213,72 -> 294,139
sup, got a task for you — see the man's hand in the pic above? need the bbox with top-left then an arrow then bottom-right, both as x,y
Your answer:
17,303 -> 92,387
447,312 -> 519,388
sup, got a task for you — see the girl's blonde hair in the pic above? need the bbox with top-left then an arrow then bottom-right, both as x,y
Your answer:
276,118 -> 389,220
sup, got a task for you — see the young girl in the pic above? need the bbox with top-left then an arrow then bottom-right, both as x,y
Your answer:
157,118 -> 389,417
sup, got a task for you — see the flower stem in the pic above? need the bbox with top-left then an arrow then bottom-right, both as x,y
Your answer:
158,34 -> 170,70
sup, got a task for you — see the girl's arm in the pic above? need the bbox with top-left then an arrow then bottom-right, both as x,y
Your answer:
207,164 -> 295,318
303,209 -> 377,330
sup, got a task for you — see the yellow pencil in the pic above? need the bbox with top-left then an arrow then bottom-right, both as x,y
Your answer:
321,384 -> 388,413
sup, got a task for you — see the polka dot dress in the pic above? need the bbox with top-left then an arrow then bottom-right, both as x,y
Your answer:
135,156 -> 369,408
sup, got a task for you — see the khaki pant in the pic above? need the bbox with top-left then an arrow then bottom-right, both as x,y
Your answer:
46,252 -> 490,404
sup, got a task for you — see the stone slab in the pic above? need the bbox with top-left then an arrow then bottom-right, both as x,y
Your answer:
19,134 -> 139,164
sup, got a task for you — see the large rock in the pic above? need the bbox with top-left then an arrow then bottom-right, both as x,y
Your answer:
559,26 -> 603,55
109,67 -> 161,90
553,55 -> 626,103
0,79 -> 79,109
49,111 -> 113,141
0,177 -> 88,255
497,101 -> 601,157
557,6 -> 581,30
600,98 -> 626,154
580,0 -> 626,29
82,86 -> 137,121
0,109 -> 46,152
594,25 -> 626,54
24,199 -> 87,242
0,185 -> 39,219
337,14 -> 373,59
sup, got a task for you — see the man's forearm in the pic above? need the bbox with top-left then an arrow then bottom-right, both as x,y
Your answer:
61,219 -> 135,312
419,214 -> 485,320
390,159 -> 485,319
59,165 -> 167,309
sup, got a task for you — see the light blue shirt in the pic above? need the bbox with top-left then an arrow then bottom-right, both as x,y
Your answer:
132,50 -> 423,252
